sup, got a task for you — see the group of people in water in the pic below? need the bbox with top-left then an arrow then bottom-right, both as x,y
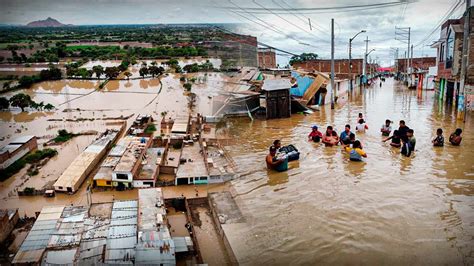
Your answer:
267,112 -> 464,171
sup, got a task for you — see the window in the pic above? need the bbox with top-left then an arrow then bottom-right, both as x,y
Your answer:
440,43 -> 445,62
116,173 -> 128,180
106,181 -> 111,185
446,28 -> 454,68
58,186 -> 63,190
144,182 -> 153,186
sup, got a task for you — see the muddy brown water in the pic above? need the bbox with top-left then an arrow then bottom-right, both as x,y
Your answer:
226,78 -> 473,265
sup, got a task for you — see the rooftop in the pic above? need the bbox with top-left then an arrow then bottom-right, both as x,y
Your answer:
113,136 -> 150,173
176,144 -> 208,178
54,130 -> 119,190
262,79 -> 291,91
137,148 -> 165,180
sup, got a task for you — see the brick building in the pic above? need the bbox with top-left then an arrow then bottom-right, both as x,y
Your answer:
258,48 -> 277,69
396,57 -> 437,73
291,59 -> 378,80
431,7 -> 474,110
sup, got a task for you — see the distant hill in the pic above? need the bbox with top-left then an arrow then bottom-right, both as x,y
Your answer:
26,17 -> 72,27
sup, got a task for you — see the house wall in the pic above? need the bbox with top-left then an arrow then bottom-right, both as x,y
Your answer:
292,59 -> 364,76
258,50 -> 276,68
132,180 -> 155,188
95,179 -> 113,187
0,137 -> 37,169
0,210 -> 19,243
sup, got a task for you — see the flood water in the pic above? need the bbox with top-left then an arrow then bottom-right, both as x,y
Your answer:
227,78 -> 474,265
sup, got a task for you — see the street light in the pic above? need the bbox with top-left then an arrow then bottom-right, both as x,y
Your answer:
349,30 -> 366,90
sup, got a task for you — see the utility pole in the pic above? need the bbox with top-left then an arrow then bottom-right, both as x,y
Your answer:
331,18 -> 335,109
395,26 -> 411,85
459,0 -> 470,121
407,27 -> 411,86
349,30 -> 366,91
363,36 -> 369,85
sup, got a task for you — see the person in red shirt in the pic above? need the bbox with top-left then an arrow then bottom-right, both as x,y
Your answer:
308,125 -> 323,142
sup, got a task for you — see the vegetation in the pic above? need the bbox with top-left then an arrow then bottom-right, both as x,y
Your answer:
7,93 -> 55,112
183,82 -> 192,91
0,97 -> 9,109
0,148 -> 57,181
144,124 -> 157,134
52,129 -> 77,143
289,53 -> 319,65
183,60 -> 215,73
24,148 -> 58,163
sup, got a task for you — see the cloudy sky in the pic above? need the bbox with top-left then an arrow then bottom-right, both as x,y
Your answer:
1,0 -> 465,66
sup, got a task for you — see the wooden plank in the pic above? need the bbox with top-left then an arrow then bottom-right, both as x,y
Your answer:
301,74 -> 327,105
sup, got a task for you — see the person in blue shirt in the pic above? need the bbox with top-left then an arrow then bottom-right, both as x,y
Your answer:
339,124 -> 353,145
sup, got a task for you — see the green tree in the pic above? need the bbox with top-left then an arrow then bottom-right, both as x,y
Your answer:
104,66 -> 120,79
139,66 -> 149,78
18,76 -> 35,88
44,103 -> 55,111
0,97 -> 9,110
148,66 -> 164,78
9,93 -> 32,112
92,65 -> 104,79
183,83 -> 192,91
289,53 -> 319,65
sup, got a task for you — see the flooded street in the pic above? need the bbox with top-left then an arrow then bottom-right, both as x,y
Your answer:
227,78 -> 474,265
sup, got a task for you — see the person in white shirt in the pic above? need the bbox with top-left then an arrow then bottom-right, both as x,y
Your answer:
356,119 -> 369,133
380,119 -> 392,136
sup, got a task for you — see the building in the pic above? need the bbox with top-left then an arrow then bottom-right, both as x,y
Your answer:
397,57 -> 437,73
262,79 -> 291,119
93,136 -> 152,189
0,209 -> 19,244
292,59 -> 364,79
0,136 -> 37,170
258,48 -> 277,69
54,129 -> 120,193
12,188 -> 192,265
431,6 -> 474,111
111,136 -> 152,189
133,147 -> 165,188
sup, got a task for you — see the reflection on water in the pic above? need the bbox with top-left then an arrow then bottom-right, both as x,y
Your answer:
227,78 -> 474,264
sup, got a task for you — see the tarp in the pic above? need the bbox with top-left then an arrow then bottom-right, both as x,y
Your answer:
290,71 -> 313,97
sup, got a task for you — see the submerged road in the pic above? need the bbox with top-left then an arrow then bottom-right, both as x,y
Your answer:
227,78 -> 474,265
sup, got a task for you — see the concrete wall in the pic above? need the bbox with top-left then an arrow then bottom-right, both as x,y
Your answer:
0,209 -> 19,244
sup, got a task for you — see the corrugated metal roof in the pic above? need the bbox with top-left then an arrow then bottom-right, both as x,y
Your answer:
113,200 -> 138,209
43,248 -> 77,265
135,239 -> 176,265
173,237 -> 190,253
12,249 -> 45,264
105,248 -> 135,263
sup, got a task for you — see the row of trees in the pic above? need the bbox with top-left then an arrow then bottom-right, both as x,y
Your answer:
182,60 -> 215,73
9,43 -> 208,63
139,61 -> 165,78
2,65 -> 62,91
0,93 -> 54,112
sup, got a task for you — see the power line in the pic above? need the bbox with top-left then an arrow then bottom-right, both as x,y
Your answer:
413,0 -> 463,47
219,0 -> 414,14
277,0 -> 330,34
251,0 -> 328,42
